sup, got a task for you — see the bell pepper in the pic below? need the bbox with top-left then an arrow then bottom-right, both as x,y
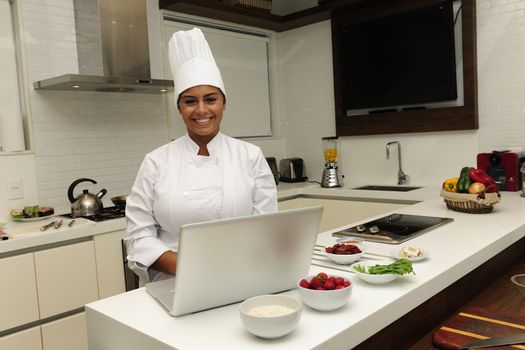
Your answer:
457,166 -> 473,193
443,177 -> 459,192
469,168 -> 497,192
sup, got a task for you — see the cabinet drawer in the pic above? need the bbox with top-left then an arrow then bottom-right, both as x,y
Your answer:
0,253 -> 39,331
34,241 -> 99,318
0,326 -> 42,350
41,312 -> 88,350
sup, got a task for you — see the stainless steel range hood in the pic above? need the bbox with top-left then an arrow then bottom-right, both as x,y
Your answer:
33,0 -> 172,94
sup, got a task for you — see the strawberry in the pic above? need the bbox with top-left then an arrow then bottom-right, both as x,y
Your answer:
335,277 -> 344,286
315,286 -> 324,290
324,280 -> 336,290
316,272 -> 328,282
309,276 -> 323,289
335,285 -> 345,290
343,280 -> 351,287
299,279 -> 310,289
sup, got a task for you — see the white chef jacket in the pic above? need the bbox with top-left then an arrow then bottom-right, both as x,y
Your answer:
124,132 -> 278,283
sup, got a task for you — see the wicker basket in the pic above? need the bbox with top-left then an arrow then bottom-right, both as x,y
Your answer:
440,189 -> 501,214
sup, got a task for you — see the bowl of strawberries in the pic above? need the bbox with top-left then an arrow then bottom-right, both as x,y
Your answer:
297,272 -> 353,311
324,243 -> 366,265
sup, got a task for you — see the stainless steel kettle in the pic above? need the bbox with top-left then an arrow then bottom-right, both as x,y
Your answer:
67,178 -> 107,217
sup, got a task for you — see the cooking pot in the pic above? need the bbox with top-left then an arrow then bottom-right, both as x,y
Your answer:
67,178 -> 107,217
111,195 -> 128,210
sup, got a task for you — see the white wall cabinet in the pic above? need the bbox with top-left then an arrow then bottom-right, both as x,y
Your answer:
34,241 -> 99,319
94,230 -> 126,298
0,253 -> 39,332
0,0 -> 22,115
41,312 -> 88,350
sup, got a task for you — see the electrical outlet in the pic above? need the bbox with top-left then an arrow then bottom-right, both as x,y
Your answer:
7,178 -> 24,200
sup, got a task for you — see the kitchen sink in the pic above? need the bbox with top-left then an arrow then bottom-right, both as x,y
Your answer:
353,185 -> 422,192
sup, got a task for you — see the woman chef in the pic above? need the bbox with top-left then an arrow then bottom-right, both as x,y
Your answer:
124,28 -> 278,285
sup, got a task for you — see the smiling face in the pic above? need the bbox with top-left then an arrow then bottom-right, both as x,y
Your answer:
178,85 -> 226,147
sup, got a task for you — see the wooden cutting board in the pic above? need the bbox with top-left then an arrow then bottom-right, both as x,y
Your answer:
433,306 -> 525,349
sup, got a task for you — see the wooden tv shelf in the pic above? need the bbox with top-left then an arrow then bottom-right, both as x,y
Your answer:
158,0 -> 370,32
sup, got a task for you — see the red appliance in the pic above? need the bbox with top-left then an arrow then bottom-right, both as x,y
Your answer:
477,151 -> 525,191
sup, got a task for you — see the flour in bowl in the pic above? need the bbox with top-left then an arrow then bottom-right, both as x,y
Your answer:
247,304 -> 295,317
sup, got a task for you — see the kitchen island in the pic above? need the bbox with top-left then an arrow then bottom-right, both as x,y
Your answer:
83,186 -> 525,350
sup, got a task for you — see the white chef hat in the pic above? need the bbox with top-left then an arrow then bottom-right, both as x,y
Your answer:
168,27 -> 226,98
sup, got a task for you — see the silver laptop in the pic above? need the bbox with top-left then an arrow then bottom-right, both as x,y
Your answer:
145,206 -> 323,317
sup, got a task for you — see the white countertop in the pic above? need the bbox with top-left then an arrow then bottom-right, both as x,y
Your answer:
0,182 -> 430,254
83,186 -> 525,350
276,182 -> 437,203
0,215 -> 126,254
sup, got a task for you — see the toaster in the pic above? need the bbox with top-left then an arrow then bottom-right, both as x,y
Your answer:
477,151 -> 525,191
279,158 -> 306,183
265,157 -> 279,185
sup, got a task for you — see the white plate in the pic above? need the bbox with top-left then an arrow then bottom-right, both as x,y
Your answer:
11,214 -> 55,222
336,237 -> 365,245
390,247 -> 429,262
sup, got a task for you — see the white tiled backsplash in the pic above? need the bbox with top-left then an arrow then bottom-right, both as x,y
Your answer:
2,0 -> 525,220
275,21 -> 336,181
16,0 -> 169,213
30,92 -> 168,210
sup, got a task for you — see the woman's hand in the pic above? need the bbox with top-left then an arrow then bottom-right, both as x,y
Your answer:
151,250 -> 178,275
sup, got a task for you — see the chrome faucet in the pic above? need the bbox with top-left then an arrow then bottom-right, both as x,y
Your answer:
386,141 -> 408,185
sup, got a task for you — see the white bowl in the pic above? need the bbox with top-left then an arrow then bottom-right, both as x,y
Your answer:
324,243 -> 366,265
325,250 -> 365,265
297,275 -> 353,311
350,260 -> 399,284
239,295 -> 301,339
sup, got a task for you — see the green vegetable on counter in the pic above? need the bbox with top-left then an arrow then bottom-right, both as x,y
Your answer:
456,166 -> 473,193
353,258 -> 415,275
23,205 -> 39,218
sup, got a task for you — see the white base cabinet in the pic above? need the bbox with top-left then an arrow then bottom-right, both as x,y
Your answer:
94,230 -> 125,298
34,241 -> 99,318
41,312 -> 88,350
278,197 -> 406,232
0,327 -> 42,350
0,313 -> 88,350
0,253 -> 39,332
1,230 -> 128,349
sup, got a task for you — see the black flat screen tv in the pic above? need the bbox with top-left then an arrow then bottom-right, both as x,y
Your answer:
334,1 -> 458,114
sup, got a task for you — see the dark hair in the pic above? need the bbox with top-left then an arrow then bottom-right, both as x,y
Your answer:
176,89 -> 226,111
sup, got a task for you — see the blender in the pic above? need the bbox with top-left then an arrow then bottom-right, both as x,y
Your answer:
321,136 -> 343,188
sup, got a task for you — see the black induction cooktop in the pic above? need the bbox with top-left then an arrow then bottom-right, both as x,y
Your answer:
332,213 -> 453,244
